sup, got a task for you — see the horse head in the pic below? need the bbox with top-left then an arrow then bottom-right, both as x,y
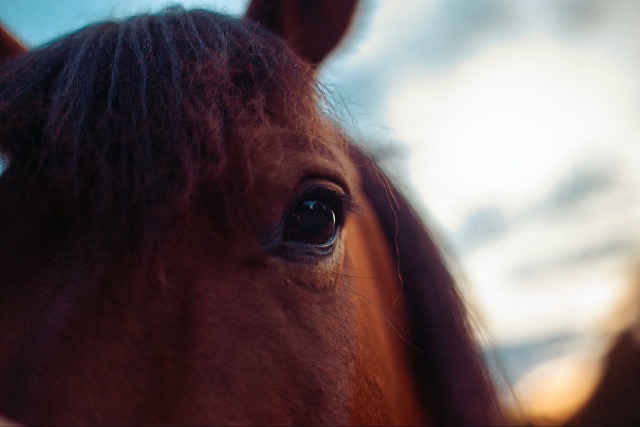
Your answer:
0,1 -> 502,424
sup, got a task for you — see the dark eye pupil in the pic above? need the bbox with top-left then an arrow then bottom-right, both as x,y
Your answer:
284,200 -> 337,245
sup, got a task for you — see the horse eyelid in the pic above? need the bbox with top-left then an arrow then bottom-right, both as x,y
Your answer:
339,193 -> 361,217
296,187 -> 360,223
335,192 -> 362,224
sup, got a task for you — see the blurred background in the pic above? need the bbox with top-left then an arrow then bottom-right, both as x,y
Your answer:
2,0 -> 639,421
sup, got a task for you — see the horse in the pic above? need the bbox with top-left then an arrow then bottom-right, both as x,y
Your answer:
564,323 -> 640,426
507,277 -> 640,426
0,1 -> 503,424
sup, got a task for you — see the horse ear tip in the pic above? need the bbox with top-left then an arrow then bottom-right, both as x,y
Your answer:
244,0 -> 359,66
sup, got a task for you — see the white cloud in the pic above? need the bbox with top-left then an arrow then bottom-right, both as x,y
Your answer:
387,34 -> 640,230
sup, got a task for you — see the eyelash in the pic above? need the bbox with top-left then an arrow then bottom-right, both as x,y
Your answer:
287,187 -> 357,228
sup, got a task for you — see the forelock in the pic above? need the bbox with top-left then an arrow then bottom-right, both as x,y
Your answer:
0,7 -> 327,260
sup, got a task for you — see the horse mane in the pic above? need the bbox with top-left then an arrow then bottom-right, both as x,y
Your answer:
0,8 -> 324,269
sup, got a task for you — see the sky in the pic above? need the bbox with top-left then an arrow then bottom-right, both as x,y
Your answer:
2,0 -> 640,399
0,0 -> 247,46
318,0 -> 640,399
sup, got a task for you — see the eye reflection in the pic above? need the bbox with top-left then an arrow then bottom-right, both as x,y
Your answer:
284,200 -> 337,246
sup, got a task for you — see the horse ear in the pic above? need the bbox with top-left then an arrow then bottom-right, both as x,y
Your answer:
245,0 -> 358,66
0,24 -> 27,64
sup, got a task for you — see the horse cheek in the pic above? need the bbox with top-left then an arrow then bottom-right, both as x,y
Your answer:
341,192 -> 427,425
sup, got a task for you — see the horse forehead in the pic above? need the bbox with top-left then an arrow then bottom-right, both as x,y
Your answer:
182,130 -> 358,248
250,132 -> 358,189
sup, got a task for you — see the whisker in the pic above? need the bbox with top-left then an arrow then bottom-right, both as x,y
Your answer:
330,271 -> 382,280
333,278 -> 407,337
307,267 -> 382,281
369,162 -> 404,305
334,262 -> 375,272
336,281 -> 420,353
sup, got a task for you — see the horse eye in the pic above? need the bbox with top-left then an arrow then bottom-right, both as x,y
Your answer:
284,200 -> 337,246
